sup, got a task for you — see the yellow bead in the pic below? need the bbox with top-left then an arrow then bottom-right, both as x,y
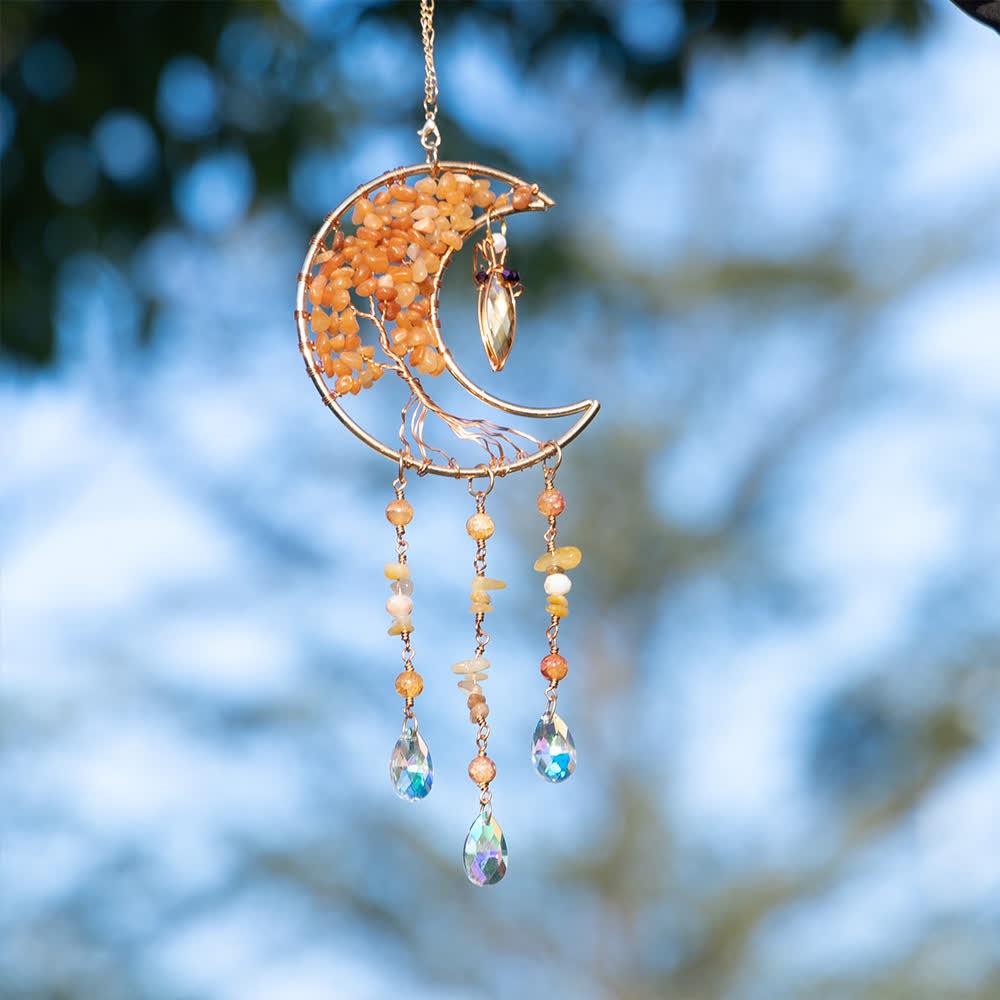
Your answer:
388,619 -> 415,635
470,591 -> 492,606
384,563 -> 412,580
471,577 -> 506,590
533,545 -> 582,572
470,603 -> 495,613
395,670 -> 423,697
547,604 -> 569,618
466,512 -> 495,540
546,594 -> 569,607
385,499 -> 413,525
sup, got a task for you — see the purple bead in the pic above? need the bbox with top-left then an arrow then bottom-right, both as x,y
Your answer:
475,269 -> 489,285
502,268 -> 519,284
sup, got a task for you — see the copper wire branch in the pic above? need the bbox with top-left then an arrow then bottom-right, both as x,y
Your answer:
295,161 -> 600,481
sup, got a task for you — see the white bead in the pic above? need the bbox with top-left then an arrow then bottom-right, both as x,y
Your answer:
386,594 -> 413,617
377,273 -> 394,289
544,573 -> 571,596
491,232 -> 507,253
457,680 -> 483,694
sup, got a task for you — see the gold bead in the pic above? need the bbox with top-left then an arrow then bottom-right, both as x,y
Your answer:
466,512 -> 495,540
468,756 -> 496,784
394,670 -> 423,697
386,499 -> 413,526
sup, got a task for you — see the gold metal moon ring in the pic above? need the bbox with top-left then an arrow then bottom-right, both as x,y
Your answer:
294,161 -> 600,480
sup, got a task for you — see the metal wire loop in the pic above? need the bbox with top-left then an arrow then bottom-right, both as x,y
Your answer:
542,440 -> 563,473
467,464 -> 496,498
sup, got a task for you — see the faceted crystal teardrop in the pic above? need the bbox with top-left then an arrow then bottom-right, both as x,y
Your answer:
389,726 -> 433,800
531,712 -> 576,782
478,273 -> 516,371
463,810 -> 508,886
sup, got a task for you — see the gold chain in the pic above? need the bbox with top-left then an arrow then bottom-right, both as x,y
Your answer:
418,0 -> 441,165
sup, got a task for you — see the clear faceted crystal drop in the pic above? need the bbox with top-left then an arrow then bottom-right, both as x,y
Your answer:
463,810 -> 508,886
531,712 -> 576,782
478,273 -> 516,371
389,726 -> 433,800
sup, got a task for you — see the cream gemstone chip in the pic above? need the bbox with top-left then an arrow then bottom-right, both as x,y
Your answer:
295,162 -> 600,481
533,546 -> 582,573
452,658 -> 490,674
388,617 -> 414,635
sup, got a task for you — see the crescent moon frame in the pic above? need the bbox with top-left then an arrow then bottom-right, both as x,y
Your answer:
295,161 -> 600,480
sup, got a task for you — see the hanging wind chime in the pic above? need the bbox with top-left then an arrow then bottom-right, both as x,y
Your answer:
294,0 -> 599,885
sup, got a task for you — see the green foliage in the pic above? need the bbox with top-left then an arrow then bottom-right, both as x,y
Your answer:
1,0 -> 933,364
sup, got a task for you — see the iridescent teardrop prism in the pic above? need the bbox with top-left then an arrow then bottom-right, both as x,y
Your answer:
478,272 -> 516,371
463,810 -> 508,886
389,725 -> 433,801
531,712 -> 576,782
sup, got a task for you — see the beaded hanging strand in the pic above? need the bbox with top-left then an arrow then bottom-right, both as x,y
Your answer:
457,467 -> 508,886
294,0 -> 600,884
531,444 -> 578,782
387,463 -> 433,800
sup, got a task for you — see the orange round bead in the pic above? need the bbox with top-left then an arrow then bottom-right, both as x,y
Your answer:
467,693 -> 486,709
537,489 -> 566,516
466,512 -> 495,540
468,756 -> 497,784
540,653 -> 568,681
386,499 -> 413,525
470,701 -> 490,723
394,670 -> 423,697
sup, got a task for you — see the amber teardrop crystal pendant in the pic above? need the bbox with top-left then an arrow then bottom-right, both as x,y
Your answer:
474,223 -> 522,372
478,269 -> 517,371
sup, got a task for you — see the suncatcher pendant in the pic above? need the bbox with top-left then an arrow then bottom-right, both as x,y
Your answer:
292,0 -> 599,885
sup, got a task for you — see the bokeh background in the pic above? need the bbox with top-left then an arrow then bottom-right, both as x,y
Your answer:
3,2 -> 999,998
